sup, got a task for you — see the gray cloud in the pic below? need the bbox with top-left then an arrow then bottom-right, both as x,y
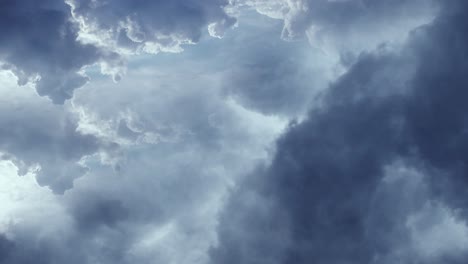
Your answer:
218,16 -> 329,117
69,0 -> 236,53
0,48 -> 284,264
240,0 -> 437,55
0,0 -> 237,104
63,73 -> 281,263
0,73 -> 111,194
0,0 -> 105,104
2,1 -> 468,264
212,51 -> 412,264
211,1 -> 468,263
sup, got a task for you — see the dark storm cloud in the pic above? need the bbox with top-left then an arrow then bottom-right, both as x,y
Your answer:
0,0 -> 236,104
0,0 -> 104,104
212,51 -> 411,264
403,2 -> 468,212
3,1 -> 468,264
0,0 -> 241,200
211,1 -> 468,263
0,235 -> 14,263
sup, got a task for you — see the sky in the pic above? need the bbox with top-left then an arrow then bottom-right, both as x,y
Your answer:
0,0 -> 468,263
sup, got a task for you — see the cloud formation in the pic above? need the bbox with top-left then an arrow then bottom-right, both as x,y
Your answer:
211,1 -> 468,263
0,72 -> 110,194
0,0 -> 105,103
0,44 -> 285,264
2,0 -> 468,264
69,0 -> 236,53
219,18 -> 328,116
0,0 -> 237,104
241,0 -> 437,52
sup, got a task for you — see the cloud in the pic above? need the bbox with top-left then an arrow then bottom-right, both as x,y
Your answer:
2,1 -> 468,264
68,0 -> 236,54
0,0 -> 435,105
211,1 -> 468,263
217,14 -> 332,117
212,50 -> 412,264
0,71 -> 110,194
0,43 -> 287,263
240,0 -> 437,53
0,0 -> 106,104
61,57 -> 285,263
0,0 -> 237,104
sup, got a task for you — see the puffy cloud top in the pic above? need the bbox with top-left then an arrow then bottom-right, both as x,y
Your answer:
69,0 -> 237,52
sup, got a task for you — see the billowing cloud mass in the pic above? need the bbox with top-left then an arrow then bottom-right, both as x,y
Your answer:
0,0 -> 103,103
1,0 -> 468,264
69,0 -> 236,52
211,1 -> 468,263
0,71 -> 110,194
0,0 -> 236,103
240,0 -> 437,54
219,21 -> 327,116
0,21 -> 285,262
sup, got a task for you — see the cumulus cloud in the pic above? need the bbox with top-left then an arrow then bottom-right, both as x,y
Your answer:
0,0 -> 105,103
0,0 -> 238,104
0,71 -> 112,194
211,1 -> 468,263
68,0 -> 237,54
0,0 -> 436,106
239,0 -> 437,53
0,42 -> 286,263
2,0 -> 468,264
218,14 -> 331,117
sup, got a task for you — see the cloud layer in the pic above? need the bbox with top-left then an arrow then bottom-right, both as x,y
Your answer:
1,0 -> 468,264
241,0 -> 437,53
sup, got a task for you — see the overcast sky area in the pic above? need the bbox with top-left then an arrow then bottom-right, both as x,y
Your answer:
1,0 -> 468,263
